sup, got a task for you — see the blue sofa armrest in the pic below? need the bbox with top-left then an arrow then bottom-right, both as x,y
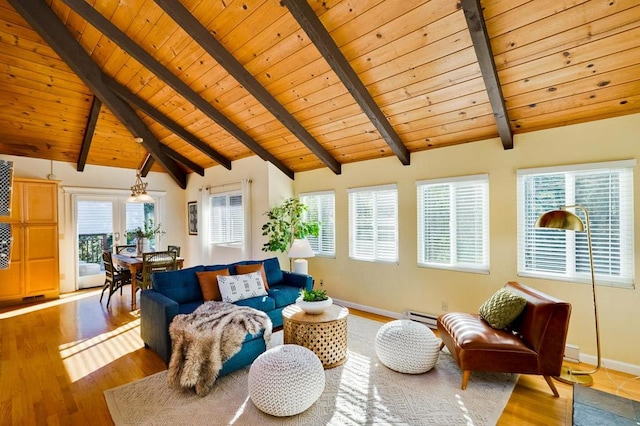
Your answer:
140,289 -> 179,365
281,271 -> 313,291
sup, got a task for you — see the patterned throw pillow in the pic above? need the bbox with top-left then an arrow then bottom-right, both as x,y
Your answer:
479,287 -> 527,329
217,271 -> 268,303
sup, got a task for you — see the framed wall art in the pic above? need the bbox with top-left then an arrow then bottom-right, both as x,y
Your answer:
187,201 -> 198,236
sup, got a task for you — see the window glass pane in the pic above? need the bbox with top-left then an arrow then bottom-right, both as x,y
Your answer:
300,192 -> 335,256
209,192 -> 243,245
517,162 -> 634,287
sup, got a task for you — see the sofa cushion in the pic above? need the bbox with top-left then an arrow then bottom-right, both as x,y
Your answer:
240,257 -> 283,287
479,287 -> 527,329
234,295 -> 276,312
268,284 -> 303,308
196,269 -> 229,301
235,263 -> 269,290
204,263 -> 236,275
217,272 -> 268,303
152,265 -> 205,304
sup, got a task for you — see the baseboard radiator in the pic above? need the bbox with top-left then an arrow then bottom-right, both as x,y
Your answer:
403,310 -> 438,330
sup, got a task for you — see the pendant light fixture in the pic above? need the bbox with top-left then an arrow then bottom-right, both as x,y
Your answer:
127,137 -> 154,203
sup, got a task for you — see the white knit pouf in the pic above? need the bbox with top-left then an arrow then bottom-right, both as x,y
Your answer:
248,344 -> 325,416
375,319 -> 441,374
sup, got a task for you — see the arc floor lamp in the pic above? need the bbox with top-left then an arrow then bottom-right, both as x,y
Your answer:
535,205 -> 601,386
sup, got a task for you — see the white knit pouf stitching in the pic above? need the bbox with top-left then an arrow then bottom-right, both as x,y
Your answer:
375,319 -> 441,374
248,344 -> 325,417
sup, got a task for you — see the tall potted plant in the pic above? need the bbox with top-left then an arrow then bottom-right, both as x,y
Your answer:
261,197 -> 319,253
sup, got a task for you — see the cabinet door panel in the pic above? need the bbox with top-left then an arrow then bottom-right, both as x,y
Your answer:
0,225 -> 23,300
2,181 -> 23,223
24,225 -> 59,296
23,183 -> 57,223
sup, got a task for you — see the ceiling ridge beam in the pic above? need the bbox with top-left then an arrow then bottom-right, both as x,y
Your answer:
77,95 -> 101,172
160,144 -> 204,176
8,0 -> 188,188
106,77 -> 232,170
60,0 -> 294,180
461,0 -> 513,150
153,0 -> 341,175
282,0 -> 410,166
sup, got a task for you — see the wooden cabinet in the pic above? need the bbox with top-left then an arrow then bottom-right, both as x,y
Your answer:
0,179 -> 59,302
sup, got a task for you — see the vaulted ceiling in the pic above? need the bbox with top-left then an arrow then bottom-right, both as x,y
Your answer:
1,0 -> 639,188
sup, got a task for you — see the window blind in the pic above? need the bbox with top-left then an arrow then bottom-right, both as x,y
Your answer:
416,174 -> 489,273
348,184 -> 398,263
209,191 -> 243,246
517,160 -> 635,287
300,191 -> 335,256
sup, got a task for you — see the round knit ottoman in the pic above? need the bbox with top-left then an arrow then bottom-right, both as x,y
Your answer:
248,345 -> 325,416
375,319 -> 441,374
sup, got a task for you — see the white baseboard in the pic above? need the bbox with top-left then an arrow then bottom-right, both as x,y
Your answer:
333,298 -> 640,377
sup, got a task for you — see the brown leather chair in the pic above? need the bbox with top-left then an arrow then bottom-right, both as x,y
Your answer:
437,282 -> 571,397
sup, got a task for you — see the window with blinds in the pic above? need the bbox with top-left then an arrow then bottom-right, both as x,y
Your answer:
348,184 -> 398,263
300,191 -> 335,256
209,191 -> 243,246
517,160 -> 635,288
417,174 -> 489,273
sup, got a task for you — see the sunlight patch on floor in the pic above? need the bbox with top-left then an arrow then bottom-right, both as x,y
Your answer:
59,318 -> 143,382
0,289 -> 101,319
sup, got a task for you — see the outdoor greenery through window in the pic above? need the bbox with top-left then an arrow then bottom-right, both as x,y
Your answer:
348,184 -> 398,263
417,174 -> 489,273
209,191 -> 243,246
517,160 -> 635,288
300,191 -> 335,256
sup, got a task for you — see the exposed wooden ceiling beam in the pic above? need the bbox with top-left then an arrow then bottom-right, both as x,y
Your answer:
141,153 -> 154,177
77,95 -> 101,172
60,0 -> 295,180
159,145 -> 204,176
105,78 -> 232,170
282,0 -> 410,166
153,0 -> 341,176
461,0 -> 513,150
7,0 -> 188,189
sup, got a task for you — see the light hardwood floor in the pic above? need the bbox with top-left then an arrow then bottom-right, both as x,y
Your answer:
0,289 -> 638,425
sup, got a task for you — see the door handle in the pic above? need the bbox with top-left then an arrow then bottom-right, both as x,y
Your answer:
114,232 -> 120,241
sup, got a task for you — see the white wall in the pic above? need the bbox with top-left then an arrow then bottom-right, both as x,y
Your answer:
293,113 -> 640,371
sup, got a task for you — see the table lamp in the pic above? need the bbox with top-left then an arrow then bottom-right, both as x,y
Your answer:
288,238 -> 314,275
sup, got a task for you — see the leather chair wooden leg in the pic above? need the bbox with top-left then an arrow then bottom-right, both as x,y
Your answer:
461,370 -> 471,390
543,375 -> 560,397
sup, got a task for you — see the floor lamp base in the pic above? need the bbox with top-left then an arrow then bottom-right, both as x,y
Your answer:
554,365 -> 594,386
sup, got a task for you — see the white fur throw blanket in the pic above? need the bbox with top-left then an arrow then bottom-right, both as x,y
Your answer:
167,301 -> 272,396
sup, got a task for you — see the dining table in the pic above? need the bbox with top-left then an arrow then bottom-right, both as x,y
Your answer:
112,253 -> 184,310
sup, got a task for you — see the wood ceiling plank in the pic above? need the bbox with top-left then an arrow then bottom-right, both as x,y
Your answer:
490,0 -> 639,58
400,113 -> 498,142
0,49 -> 84,85
501,46 -> 640,97
506,64 -> 640,110
510,81 -> 640,121
480,0 -> 530,20
511,94 -> 640,132
386,93 -> 491,126
403,125 -> 498,151
283,0 -> 410,165
394,103 -> 493,136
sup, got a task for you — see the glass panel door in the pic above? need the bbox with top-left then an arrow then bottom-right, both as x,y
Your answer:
124,202 -> 157,250
77,199 -> 116,289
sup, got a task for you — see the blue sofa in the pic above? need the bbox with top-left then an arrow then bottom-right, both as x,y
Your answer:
140,257 -> 312,376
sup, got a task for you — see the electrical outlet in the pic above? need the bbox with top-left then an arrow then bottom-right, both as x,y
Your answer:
319,279 -> 324,287
441,301 -> 448,311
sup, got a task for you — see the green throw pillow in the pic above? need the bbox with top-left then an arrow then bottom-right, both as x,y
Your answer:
479,287 -> 527,329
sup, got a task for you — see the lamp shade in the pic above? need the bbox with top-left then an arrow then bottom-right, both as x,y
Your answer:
535,209 -> 584,231
288,238 -> 314,258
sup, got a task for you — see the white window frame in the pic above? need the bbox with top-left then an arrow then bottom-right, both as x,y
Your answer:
348,184 -> 398,263
416,174 -> 489,274
208,190 -> 244,247
300,190 -> 335,257
517,160 -> 635,288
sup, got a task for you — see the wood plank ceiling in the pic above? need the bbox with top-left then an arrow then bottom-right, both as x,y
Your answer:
0,0 -> 639,188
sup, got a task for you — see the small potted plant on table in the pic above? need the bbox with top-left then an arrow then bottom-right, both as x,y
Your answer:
296,289 -> 333,314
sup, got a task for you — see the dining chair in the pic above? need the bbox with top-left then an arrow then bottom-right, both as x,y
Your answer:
167,245 -> 181,257
136,250 -> 178,291
100,251 -> 132,308
115,244 -> 137,255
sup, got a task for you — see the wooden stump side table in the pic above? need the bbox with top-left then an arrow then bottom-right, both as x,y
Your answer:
282,304 -> 349,369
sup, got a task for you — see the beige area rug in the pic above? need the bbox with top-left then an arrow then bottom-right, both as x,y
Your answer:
105,315 -> 517,425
